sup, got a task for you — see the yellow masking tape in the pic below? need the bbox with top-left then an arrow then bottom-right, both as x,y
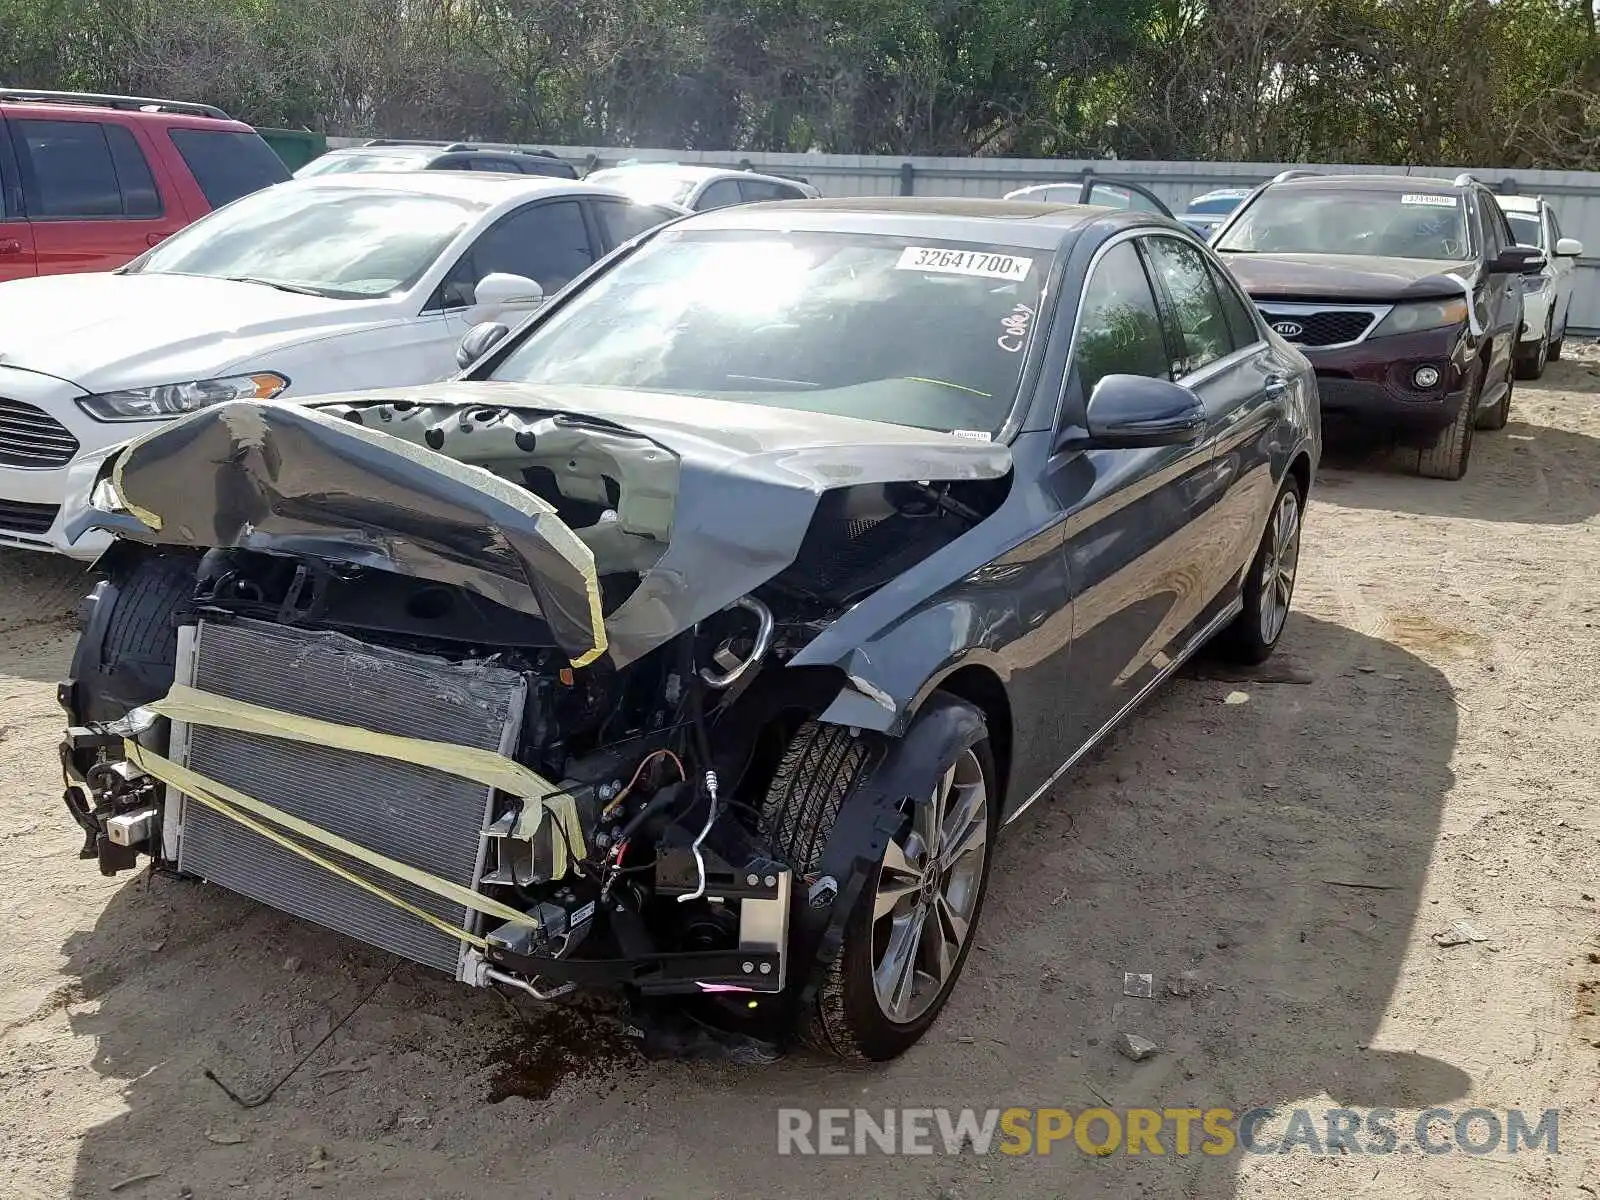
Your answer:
147,682 -> 586,876
126,742 -> 538,932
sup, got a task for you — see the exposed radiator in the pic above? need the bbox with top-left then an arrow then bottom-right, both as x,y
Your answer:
172,617 -> 527,976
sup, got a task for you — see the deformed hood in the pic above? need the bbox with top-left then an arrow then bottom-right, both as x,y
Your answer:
102,401 -> 609,666
86,385 -> 1013,667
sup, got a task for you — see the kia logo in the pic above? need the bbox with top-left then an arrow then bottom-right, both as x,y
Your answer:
1272,320 -> 1305,338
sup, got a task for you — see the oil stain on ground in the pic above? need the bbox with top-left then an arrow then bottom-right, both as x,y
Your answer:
485,999 -> 643,1102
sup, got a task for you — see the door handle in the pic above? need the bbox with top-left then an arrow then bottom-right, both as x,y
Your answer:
145,232 -> 167,247
0,239 -> 21,255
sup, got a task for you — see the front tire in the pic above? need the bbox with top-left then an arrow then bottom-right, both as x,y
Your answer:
763,700 -> 997,1061
1220,480 -> 1302,665
69,549 -> 196,723
1414,364 -> 1477,480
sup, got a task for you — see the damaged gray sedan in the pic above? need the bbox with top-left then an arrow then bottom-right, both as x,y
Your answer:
57,199 -> 1319,1060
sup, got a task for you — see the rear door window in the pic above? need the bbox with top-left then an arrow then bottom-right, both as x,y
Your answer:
15,119 -> 126,217
1206,259 -> 1263,350
105,125 -> 160,216
591,198 -> 678,250
695,179 -> 744,211
1144,236 -> 1234,375
167,128 -> 290,208
739,178 -> 805,202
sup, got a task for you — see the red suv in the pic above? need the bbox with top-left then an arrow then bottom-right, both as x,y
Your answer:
0,88 -> 290,282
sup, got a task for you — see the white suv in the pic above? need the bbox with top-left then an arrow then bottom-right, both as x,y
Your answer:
0,172 -> 685,558
1497,194 -> 1583,379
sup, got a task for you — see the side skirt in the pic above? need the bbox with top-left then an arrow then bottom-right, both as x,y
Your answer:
1002,595 -> 1245,827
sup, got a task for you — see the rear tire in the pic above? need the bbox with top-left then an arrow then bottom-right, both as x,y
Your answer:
1512,318 -> 1549,383
1549,334 -> 1564,361
762,699 -> 997,1061
1475,372 -> 1513,431
1220,480 -> 1302,665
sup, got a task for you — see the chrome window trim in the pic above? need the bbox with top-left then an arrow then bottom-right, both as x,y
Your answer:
1252,300 -> 1395,350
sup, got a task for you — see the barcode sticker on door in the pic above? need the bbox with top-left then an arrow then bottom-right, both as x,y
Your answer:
896,247 -> 1033,281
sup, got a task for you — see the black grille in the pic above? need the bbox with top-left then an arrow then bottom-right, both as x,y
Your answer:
1260,309 -> 1376,347
0,498 -> 60,535
0,398 -> 80,468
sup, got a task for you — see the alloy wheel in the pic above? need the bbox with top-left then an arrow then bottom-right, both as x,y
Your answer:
1259,489 -> 1301,645
870,747 -> 989,1024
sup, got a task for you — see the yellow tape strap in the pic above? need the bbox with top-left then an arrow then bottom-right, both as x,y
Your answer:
148,682 -> 587,876
126,743 -> 537,932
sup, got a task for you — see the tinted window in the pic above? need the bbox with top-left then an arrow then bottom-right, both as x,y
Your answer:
695,179 -> 744,211
740,178 -> 804,203
592,198 -> 676,249
472,157 -> 523,173
1207,260 -> 1262,349
1145,236 -> 1232,374
442,200 -> 594,305
168,128 -> 290,207
105,125 -> 160,216
488,230 -> 1050,436
16,120 -> 122,216
1072,240 -> 1170,395
517,155 -> 577,179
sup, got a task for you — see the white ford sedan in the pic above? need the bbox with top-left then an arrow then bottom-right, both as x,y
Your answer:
0,172 -> 685,557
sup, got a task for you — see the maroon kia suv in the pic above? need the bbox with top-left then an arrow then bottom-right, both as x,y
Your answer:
1211,171 -> 1544,481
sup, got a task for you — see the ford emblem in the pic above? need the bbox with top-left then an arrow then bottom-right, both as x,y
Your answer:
1272,320 -> 1305,338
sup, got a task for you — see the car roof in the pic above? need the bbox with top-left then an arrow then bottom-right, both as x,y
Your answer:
1270,173 -> 1467,193
1189,187 -> 1252,202
674,197 -> 1140,249
281,172 -> 611,203
0,97 -> 255,132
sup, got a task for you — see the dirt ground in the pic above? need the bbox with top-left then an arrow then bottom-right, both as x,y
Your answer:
2,356 -> 1599,1200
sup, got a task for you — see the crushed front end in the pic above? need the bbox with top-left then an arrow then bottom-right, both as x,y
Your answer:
56,394 -> 1012,1030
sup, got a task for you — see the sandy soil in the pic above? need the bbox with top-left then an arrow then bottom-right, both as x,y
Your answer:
2,358 -> 1598,1199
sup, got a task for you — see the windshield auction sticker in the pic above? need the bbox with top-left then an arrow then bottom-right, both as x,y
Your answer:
896,247 -> 1033,281
1401,194 -> 1458,207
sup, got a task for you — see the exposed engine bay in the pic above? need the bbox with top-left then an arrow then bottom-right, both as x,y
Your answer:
57,392 -> 1012,1024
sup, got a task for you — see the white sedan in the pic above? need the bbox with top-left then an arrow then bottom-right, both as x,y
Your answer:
0,172 -> 686,557
1497,193 -> 1583,379
582,163 -> 819,210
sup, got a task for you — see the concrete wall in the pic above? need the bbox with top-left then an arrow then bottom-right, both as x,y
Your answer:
325,137 -> 1600,334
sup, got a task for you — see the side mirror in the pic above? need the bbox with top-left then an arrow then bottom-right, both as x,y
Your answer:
1555,237 -> 1584,258
1078,374 -> 1207,450
471,272 -> 544,317
1492,245 -> 1546,275
456,321 -> 509,370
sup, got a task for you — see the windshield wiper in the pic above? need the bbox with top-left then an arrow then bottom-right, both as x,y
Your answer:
224,276 -> 330,298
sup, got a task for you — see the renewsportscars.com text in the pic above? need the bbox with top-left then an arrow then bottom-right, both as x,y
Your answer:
776,1106 -> 1560,1157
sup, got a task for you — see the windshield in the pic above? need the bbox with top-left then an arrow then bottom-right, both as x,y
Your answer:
488,229 -> 1050,435
584,169 -> 697,207
1217,189 -> 1472,260
296,150 -> 434,177
124,186 -> 481,298
1505,210 -> 1544,249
